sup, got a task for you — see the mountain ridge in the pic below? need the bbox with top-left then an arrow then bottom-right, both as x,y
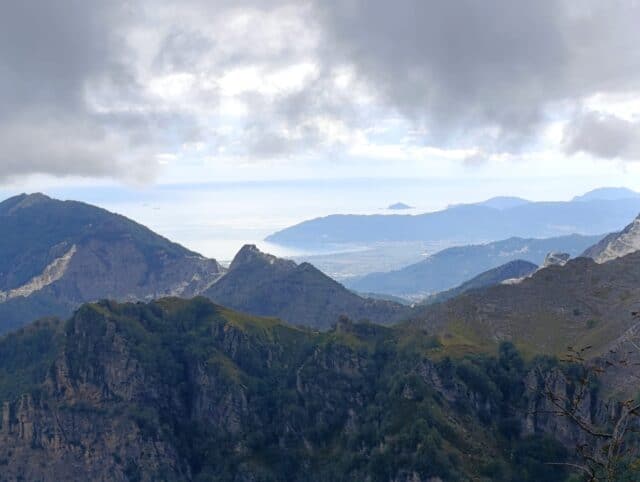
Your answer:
0,193 -> 224,333
414,250 -> 640,358
572,187 -> 640,202
0,296 -> 597,481
204,244 -> 410,329
422,259 -> 539,305
346,234 -> 602,298
266,195 -> 640,249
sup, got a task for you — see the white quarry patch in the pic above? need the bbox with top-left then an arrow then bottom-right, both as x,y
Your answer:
0,245 -> 77,303
501,277 -> 525,285
594,217 -> 640,263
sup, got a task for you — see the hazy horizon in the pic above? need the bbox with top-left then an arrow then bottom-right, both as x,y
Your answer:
2,2 -> 640,252
1,178 -> 638,261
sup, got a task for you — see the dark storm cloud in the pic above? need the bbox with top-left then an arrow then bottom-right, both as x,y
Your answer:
0,1 -> 119,112
1,0 -> 639,181
0,0 -> 161,181
315,0 -> 565,133
308,0 -> 640,150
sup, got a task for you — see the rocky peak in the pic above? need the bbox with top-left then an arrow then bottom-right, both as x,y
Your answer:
0,192 -> 52,216
582,213 -> 640,264
542,251 -> 571,268
229,244 -> 296,271
20,192 -> 51,204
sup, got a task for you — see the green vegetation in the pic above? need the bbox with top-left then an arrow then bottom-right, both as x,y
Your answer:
0,298 -> 615,480
0,317 -> 61,401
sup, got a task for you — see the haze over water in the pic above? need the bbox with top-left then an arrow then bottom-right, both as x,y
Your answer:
2,176 -> 636,262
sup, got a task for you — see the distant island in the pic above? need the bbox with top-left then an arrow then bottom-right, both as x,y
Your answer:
387,202 -> 413,210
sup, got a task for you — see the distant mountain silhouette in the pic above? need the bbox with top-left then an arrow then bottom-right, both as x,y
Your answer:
345,234 -> 602,298
266,189 -> 640,249
470,196 -> 531,210
572,187 -> 640,202
387,202 -> 413,210
422,259 -> 538,305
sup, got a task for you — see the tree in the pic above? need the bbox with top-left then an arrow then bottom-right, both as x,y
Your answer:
535,312 -> 640,481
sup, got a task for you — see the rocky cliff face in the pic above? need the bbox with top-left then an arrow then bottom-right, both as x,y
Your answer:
582,213 -> 640,263
0,193 -> 224,334
0,297 -> 601,481
542,252 -> 571,268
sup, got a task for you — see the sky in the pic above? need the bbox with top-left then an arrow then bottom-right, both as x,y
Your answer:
1,1 -> 640,258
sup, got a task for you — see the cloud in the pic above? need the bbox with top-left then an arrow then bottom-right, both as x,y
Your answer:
0,1 -> 163,182
309,0 -> 640,150
563,111 -> 640,161
1,0 -> 639,183
207,0 -> 640,159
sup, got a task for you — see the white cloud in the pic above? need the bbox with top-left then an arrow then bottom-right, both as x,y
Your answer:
1,0 -> 640,185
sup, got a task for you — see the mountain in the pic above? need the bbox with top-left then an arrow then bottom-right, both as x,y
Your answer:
475,196 -> 531,210
0,296 -> 596,481
414,250 -> 640,358
572,187 -> 640,202
346,234 -> 602,298
203,245 -> 410,329
0,194 -> 407,334
387,202 -> 413,210
423,259 -> 538,305
0,193 -> 224,333
581,213 -> 640,263
265,193 -> 640,249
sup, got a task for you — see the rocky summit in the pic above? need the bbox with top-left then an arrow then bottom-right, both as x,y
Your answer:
582,213 -> 640,264
204,244 -> 410,329
541,251 -> 571,268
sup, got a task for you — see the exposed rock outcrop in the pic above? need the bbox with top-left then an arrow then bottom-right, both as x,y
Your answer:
542,251 -> 571,268
582,213 -> 640,263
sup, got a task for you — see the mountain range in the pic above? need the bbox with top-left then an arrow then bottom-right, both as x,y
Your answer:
1,191 -> 640,480
0,194 -> 409,334
346,234 -> 603,298
266,188 -> 640,249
